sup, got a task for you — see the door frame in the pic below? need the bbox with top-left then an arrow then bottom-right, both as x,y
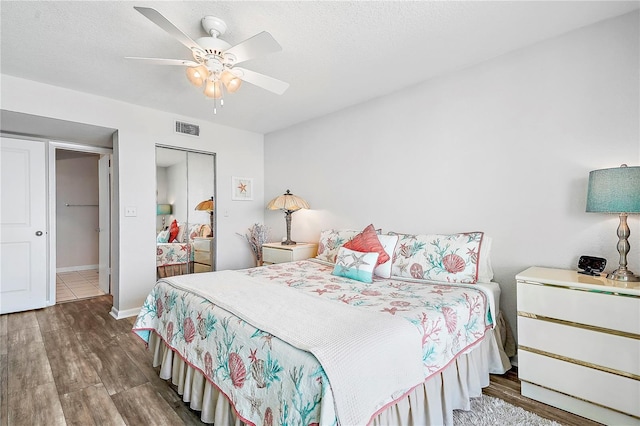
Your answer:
48,141 -> 113,305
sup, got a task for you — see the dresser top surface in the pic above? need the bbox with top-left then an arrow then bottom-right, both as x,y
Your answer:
263,242 -> 317,250
517,266 -> 640,297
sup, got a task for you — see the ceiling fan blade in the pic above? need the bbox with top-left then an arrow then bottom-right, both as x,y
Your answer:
234,67 -> 289,95
134,6 -> 201,52
225,32 -> 282,65
126,57 -> 199,67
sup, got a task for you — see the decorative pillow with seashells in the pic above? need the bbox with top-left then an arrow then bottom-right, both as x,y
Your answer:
331,246 -> 380,283
387,231 -> 485,283
315,229 -> 361,263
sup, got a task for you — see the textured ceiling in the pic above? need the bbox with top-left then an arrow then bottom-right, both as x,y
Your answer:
1,1 -> 638,135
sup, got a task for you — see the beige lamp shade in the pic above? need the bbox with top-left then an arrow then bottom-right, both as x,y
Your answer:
267,190 -> 310,212
195,198 -> 215,212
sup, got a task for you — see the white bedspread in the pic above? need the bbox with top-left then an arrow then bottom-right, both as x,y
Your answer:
162,269 -> 426,425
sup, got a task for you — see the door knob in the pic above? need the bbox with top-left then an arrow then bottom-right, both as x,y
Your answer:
35,231 -> 43,236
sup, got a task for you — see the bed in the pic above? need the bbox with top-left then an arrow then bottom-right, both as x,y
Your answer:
156,223 -> 211,278
134,227 -> 512,425
156,242 -> 192,278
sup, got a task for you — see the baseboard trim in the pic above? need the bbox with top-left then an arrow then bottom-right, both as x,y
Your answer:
57,264 -> 99,273
109,306 -> 140,320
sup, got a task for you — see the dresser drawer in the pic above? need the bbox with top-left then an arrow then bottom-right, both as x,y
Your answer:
519,350 -> 639,418
517,281 -> 640,335
194,262 -> 211,273
263,248 -> 292,264
193,238 -> 212,252
194,251 -> 211,265
518,316 -> 640,376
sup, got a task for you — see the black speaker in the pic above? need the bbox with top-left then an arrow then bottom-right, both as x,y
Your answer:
578,256 -> 606,276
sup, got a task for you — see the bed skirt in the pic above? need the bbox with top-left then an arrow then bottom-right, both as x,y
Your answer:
156,263 -> 192,279
147,324 -> 510,426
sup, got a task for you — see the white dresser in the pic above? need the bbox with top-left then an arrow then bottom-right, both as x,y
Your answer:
262,242 -> 317,265
516,267 -> 640,425
193,237 -> 214,273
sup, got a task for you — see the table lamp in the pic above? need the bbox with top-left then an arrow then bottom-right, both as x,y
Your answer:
586,164 -> 640,282
267,190 -> 309,245
156,204 -> 172,228
195,197 -> 215,238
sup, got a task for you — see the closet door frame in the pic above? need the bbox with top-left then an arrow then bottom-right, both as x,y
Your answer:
48,141 -> 113,305
156,145 -> 217,274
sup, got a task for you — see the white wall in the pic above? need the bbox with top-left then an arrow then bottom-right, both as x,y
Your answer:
1,75 -> 265,316
264,12 -> 640,346
55,152 -> 99,269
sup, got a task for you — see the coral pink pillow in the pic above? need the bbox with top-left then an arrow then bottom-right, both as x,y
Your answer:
168,220 -> 179,243
343,224 -> 389,267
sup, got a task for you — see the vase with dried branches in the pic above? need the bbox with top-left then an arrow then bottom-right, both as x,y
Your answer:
238,223 -> 270,267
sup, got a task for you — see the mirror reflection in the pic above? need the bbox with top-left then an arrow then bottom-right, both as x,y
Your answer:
156,146 -> 216,278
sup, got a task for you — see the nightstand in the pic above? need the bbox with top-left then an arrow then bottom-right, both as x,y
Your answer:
262,242 -> 318,265
516,266 -> 640,425
193,237 -> 214,273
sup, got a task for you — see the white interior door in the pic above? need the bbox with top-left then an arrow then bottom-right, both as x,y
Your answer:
98,154 -> 111,294
1,137 -> 48,314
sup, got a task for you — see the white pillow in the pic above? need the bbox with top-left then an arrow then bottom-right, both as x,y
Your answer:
477,236 -> 494,283
332,247 -> 380,284
156,229 -> 170,243
374,234 -> 399,278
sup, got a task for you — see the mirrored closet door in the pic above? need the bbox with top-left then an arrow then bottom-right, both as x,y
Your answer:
155,146 -> 216,278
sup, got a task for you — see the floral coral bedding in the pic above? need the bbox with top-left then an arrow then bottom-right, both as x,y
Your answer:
133,259 -> 493,426
156,242 -> 193,267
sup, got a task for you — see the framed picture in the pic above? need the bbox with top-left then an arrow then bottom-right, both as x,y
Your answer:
232,177 -> 253,201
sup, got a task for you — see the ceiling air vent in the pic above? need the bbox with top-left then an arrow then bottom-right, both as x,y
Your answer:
175,120 -> 200,137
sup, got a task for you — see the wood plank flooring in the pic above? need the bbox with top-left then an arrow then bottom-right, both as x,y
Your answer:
0,295 -> 602,425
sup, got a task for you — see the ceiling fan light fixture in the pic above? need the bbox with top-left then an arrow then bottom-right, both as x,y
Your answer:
203,78 -> 223,99
186,65 -> 209,87
128,7 -> 289,111
221,70 -> 242,93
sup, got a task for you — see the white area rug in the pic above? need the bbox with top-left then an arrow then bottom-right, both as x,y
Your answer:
453,394 -> 564,426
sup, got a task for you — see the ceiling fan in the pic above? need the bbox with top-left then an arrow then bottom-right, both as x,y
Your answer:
127,7 -> 289,112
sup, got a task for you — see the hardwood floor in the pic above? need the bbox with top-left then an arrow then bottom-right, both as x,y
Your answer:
0,295 -> 602,425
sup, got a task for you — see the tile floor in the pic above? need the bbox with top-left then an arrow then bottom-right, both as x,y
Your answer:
56,269 -> 106,302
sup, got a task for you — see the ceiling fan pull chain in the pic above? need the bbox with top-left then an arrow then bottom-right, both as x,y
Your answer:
220,81 -> 225,107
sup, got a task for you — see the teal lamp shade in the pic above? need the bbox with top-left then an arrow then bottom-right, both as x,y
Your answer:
157,204 -> 172,216
586,166 -> 640,213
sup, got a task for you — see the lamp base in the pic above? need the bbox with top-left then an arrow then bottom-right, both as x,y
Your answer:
607,213 -> 639,282
282,210 -> 297,246
607,268 -> 640,282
